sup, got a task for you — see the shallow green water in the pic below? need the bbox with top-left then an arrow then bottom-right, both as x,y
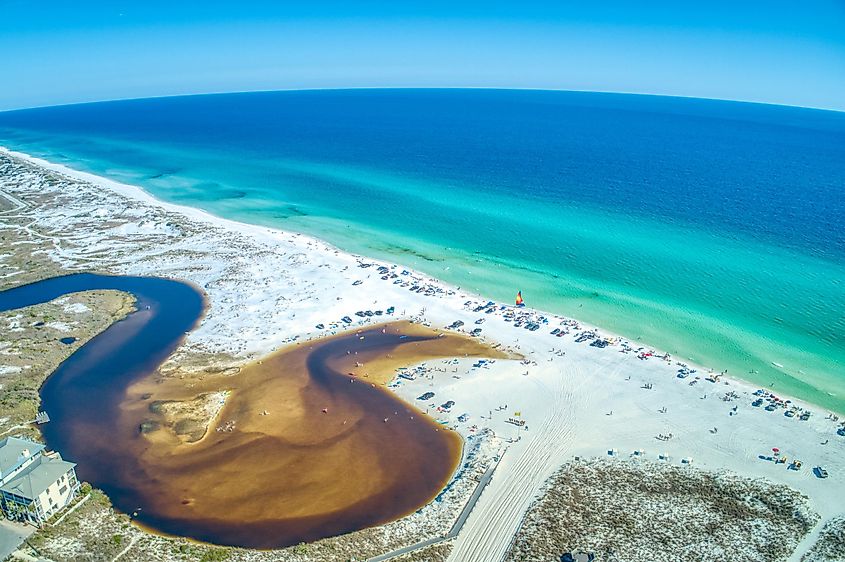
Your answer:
1,90 -> 842,411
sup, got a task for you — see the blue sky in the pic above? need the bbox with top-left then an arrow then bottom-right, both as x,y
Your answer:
2,1 -> 844,111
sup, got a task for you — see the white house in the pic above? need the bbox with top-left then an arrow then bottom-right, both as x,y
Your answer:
0,436 -> 80,525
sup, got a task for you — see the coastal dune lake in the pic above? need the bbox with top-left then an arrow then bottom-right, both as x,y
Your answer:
0,273 -> 502,548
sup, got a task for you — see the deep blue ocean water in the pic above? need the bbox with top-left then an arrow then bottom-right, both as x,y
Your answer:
1,89 -> 843,410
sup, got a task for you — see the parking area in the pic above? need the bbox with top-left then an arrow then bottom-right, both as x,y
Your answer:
0,519 -> 35,561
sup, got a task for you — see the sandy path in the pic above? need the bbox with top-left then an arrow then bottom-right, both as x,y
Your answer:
448,361 -> 585,561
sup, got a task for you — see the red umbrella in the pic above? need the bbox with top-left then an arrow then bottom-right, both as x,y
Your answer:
772,447 -> 780,453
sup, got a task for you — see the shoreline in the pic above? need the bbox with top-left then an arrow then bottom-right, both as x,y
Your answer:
0,145 -> 838,418
1,146 -> 844,561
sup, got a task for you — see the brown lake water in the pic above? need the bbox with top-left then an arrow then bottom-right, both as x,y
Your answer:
1,274 -> 499,547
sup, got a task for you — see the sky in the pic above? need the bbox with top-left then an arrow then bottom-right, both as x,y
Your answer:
1,0 -> 844,111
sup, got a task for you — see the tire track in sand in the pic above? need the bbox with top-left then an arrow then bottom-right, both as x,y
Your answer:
448,361 -> 589,562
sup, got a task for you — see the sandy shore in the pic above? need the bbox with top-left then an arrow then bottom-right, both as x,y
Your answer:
1,146 -> 843,561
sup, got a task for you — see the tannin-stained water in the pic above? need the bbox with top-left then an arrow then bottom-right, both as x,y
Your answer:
0,274 -> 503,548
117,322 -> 502,548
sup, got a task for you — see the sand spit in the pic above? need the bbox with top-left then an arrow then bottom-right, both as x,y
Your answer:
1,148 -> 844,562
143,391 -> 229,443
507,458 -> 818,562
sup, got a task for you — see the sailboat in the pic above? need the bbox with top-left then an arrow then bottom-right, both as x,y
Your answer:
515,290 -> 525,307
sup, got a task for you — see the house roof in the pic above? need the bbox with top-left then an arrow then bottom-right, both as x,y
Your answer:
0,454 -> 75,500
0,436 -> 45,477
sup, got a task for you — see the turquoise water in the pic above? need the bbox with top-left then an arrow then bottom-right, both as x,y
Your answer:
0,89 -> 843,411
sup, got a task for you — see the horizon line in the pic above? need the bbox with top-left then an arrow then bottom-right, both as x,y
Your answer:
2,86 -> 844,115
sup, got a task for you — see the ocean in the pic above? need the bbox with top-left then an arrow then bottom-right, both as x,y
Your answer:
1,89 -> 843,412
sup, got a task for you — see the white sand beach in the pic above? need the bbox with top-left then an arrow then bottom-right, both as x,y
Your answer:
1,146 -> 843,562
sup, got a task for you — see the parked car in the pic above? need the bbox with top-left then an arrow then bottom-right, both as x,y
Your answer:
814,466 -> 829,479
